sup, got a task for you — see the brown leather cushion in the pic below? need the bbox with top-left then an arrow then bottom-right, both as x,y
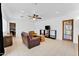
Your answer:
29,31 -> 37,37
32,37 -> 40,40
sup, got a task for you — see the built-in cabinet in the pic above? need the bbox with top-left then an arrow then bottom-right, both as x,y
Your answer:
62,19 -> 73,41
40,25 -> 57,39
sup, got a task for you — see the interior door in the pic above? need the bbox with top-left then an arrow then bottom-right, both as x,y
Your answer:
0,3 -> 4,56
10,23 -> 16,37
63,19 -> 73,41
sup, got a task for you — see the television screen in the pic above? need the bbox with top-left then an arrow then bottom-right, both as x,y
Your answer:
45,25 -> 50,30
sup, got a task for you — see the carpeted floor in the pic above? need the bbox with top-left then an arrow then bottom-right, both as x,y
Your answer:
4,37 -> 78,56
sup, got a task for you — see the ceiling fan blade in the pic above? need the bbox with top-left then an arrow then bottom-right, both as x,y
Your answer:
20,15 -> 24,18
28,16 -> 32,17
37,17 -> 42,19
36,15 -> 38,17
33,14 -> 36,16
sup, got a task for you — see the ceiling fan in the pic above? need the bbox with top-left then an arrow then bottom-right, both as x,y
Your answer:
28,14 -> 42,20
20,3 -> 42,20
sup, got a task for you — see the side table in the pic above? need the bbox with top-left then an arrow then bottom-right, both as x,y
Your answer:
3,35 -> 13,47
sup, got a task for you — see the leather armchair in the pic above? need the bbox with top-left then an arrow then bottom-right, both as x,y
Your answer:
29,31 -> 37,37
21,32 -> 40,49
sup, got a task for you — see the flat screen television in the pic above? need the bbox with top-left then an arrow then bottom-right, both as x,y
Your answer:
45,25 -> 50,30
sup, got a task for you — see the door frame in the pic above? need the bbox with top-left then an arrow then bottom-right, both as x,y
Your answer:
0,3 -> 4,56
62,19 -> 73,41
9,22 -> 16,37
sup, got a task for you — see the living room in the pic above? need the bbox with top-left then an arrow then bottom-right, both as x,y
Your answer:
0,3 -> 79,56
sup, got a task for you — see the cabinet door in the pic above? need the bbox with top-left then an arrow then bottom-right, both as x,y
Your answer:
63,20 -> 73,41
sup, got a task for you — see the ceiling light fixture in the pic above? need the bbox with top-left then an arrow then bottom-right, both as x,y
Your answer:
28,3 -> 42,20
20,3 -> 42,20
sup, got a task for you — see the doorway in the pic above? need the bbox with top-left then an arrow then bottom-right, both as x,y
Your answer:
62,19 -> 73,41
9,23 -> 16,37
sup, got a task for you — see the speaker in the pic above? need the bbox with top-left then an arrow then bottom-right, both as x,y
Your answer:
0,3 -> 4,56
45,25 -> 50,30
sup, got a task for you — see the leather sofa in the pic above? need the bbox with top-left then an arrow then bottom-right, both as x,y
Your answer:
29,31 -> 37,37
21,32 -> 40,49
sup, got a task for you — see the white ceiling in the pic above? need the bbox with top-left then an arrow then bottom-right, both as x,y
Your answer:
2,3 -> 79,19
